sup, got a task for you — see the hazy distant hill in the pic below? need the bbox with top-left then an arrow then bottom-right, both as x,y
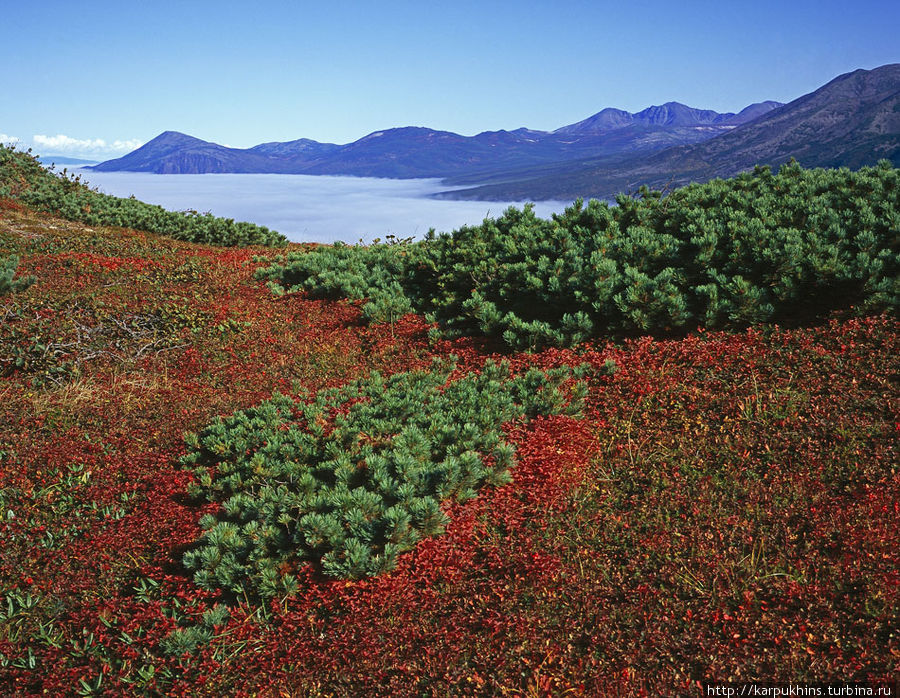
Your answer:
554,100 -> 782,134
247,138 -> 342,159
90,102 -> 782,178
91,131 -> 294,174
444,65 -> 900,200
36,155 -> 99,167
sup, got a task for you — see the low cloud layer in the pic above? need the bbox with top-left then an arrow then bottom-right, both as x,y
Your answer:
0,134 -> 19,145
32,134 -> 143,156
78,171 -> 573,244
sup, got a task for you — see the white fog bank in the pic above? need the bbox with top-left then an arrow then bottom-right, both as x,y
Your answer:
76,171 -> 572,244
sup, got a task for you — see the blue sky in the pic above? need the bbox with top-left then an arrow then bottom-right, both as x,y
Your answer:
2,0 -> 898,159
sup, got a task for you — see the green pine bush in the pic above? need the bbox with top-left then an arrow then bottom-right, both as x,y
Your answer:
258,161 -> 900,348
0,145 -> 287,247
182,358 -> 588,599
0,254 -> 34,296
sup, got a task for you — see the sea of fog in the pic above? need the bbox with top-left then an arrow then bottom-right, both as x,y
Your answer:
75,170 -> 572,244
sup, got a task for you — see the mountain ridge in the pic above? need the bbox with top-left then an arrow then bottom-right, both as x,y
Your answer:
90,100 -> 783,179
442,64 -> 900,200
90,64 -> 900,202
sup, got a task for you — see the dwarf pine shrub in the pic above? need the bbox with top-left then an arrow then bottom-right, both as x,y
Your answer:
182,358 -> 588,599
0,254 -> 34,296
258,161 -> 900,348
0,145 -> 287,247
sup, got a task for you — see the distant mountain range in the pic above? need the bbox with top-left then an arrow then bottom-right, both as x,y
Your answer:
445,64 -> 900,200
91,102 -> 783,179
38,155 -> 99,167
91,64 -> 900,201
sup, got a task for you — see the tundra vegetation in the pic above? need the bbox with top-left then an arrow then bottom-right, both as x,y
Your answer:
259,161 -> 898,349
0,145 -> 896,695
0,146 -> 286,248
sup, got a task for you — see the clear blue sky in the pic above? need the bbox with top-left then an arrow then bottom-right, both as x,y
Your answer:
2,0 -> 898,159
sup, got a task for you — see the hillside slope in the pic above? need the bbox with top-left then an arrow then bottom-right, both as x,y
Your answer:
1,199 -> 896,695
91,131 -> 296,174
444,64 -> 900,200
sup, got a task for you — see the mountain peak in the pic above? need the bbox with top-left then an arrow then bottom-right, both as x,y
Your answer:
90,131 -> 273,174
90,65 -> 895,184
553,107 -> 634,135
148,130 -> 207,146
634,102 -> 723,126
444,63 -> 900,201
729,101 -> 786,125
553,101 -> 784,135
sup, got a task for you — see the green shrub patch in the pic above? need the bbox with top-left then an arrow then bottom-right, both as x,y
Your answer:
258,161 -> 899,348
0,253 -> 34,295
181,358 -> 587,599
0,145 -> 287,247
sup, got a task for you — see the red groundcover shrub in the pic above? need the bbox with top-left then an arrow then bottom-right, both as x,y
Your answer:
1,204 -> 896,695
